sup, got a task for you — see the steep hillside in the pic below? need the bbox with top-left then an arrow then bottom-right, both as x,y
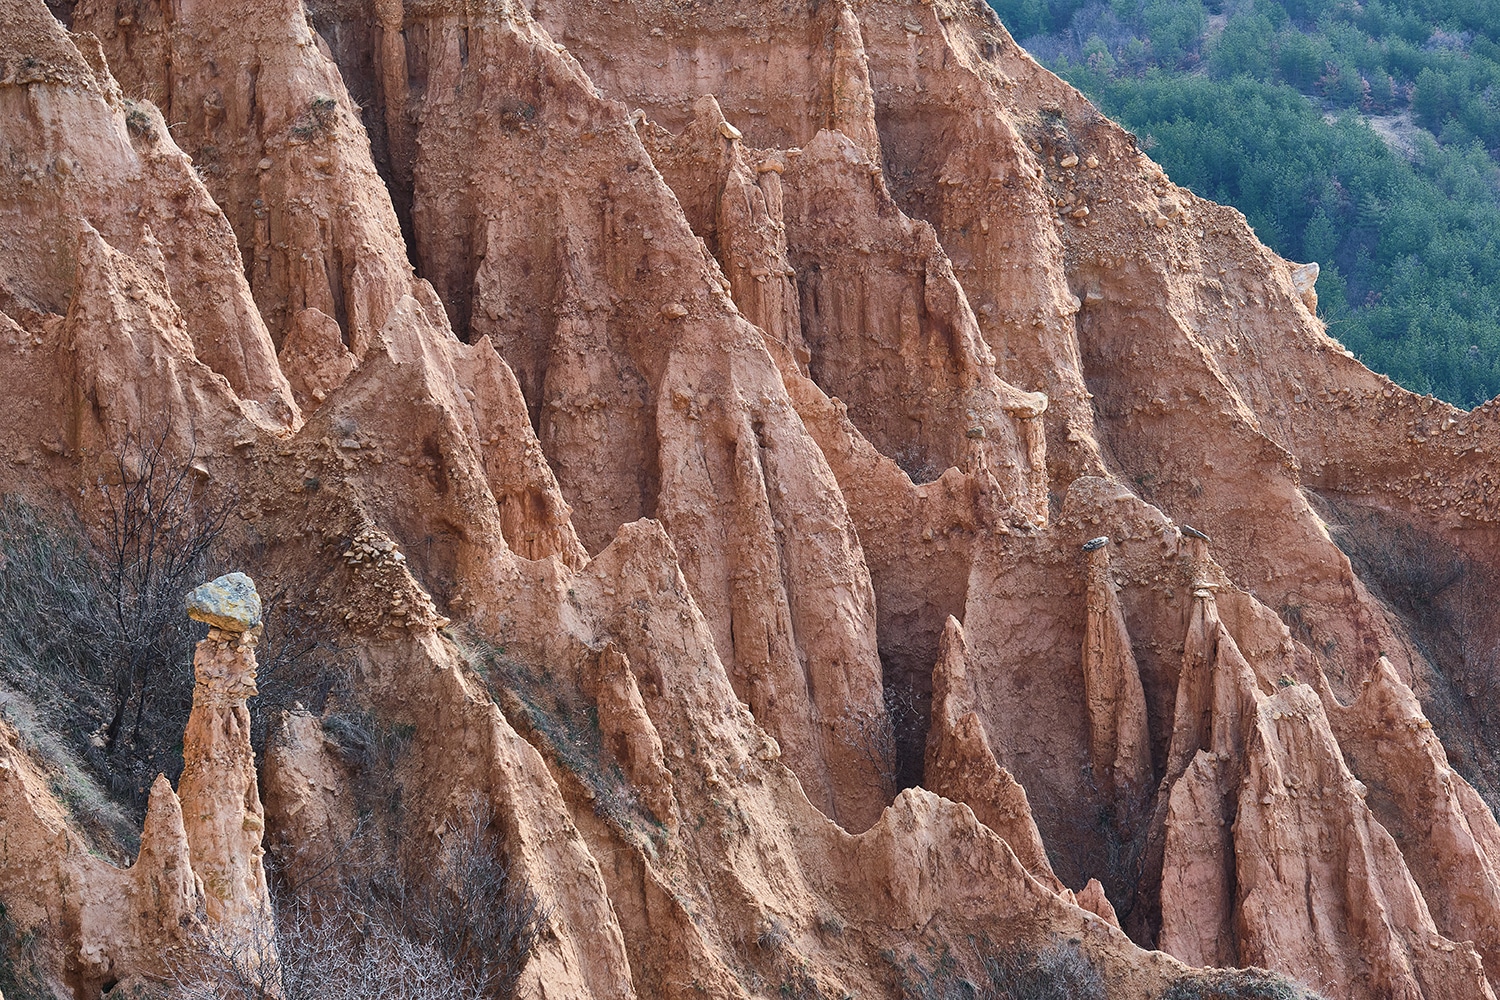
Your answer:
2,0 -> 1500,997
1017,0 -> 1500,407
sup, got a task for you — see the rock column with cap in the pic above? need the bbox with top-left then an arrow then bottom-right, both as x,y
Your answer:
178,572 -> 277,964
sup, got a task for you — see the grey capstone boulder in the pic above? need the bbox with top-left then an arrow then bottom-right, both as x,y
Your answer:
186,572 -> 262,632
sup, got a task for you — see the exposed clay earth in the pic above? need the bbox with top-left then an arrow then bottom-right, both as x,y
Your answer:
3,0 -> 1500,997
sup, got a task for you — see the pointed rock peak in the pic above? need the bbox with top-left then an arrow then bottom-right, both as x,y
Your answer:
68,225 -> 185,351
927,711 -> 1064,892
1081,534 -> 1153,821
1167,588 -> 1262,784
457,334 -> 589,568
691,93 -> 734,135
62,224 -> 246,455
68,30 -> 122,101
133,773 -> 202,903
930,615 -> 974,725
1072,877 -> 1122,928
830,6 -> 881,161
1330,654 -> 1500,980
1351,654 -> 1418,712
1330,657 -> 1467,777
660,95 -> 754,187
373,290 -> 461,368
1159,748 -> 1238,968
134,225 -> 169,282
925,619 -> 1062,891
122,773 -> 207,983
140,773 -> 188,845
1234,682 -> 1496,1000
0,0 -> 94,83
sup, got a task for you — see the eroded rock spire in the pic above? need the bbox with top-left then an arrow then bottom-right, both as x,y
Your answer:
178,573 -> 277,968
1080,536 -> 1153,826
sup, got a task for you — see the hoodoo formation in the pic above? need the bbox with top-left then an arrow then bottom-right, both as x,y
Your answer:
2,0 -> 1500,997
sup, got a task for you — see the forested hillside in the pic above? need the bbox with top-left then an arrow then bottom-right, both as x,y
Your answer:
1005,0 -> 1500,406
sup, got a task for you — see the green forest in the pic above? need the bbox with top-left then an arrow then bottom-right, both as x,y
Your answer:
995,0 -> 1500,406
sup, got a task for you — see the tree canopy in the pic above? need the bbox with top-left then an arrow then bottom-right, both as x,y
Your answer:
1008,0 -> 1500,406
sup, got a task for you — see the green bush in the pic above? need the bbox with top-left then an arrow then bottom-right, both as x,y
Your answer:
1142,0 -> 1207,66
1208,13 -> 1277,79
288,94 -> 339,141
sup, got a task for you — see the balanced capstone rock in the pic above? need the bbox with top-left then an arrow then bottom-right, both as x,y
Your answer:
186,572 -> 262,632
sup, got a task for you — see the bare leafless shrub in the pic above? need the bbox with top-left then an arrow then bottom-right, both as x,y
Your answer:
898,938 -> 1107,1000
836,681 -> 926,801
0,498 -> 106,698
249,595 -> 351,760
94,428 -> 228,751
0,902 -> 50,1000
888,681 -> 929,792
320,710 -> 415,774
0,502 -> 140,850
1161,969 -> 1324,1000
893,443 -> 945,485
896,945 -> 976,1000
455,631 -> 664,843
901,939 -> 1314,1000
344,797 -> 546,1000
835,706 -> 899,799
171,910 -> 489,1000
775,963 -> 820,1000
0,427 -> 227,826
757,917 -> 790,953
171,800 -> 545,1000
979,940 -> 1106,1000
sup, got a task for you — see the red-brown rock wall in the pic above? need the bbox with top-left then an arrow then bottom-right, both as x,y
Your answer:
6,0 -> 1500,997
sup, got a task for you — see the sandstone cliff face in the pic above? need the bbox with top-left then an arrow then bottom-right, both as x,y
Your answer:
0,2 -> 294,420
6,0 -> 1500,997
